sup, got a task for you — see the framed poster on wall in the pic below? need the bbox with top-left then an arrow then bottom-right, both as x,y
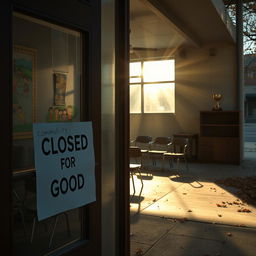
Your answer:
13,45 -> 36,139
54,72 -> 67,106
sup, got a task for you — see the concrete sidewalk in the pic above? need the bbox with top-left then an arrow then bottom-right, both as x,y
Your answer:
131,214 -> 256,256
130,161 -> 256,256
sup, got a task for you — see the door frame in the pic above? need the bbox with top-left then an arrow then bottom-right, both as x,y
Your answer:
0,0 -> 12,251
115,0 -> 130,256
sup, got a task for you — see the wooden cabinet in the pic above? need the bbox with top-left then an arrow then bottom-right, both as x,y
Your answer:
199,111 -> 240,164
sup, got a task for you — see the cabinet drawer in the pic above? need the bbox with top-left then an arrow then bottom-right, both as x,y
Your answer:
199,137 -> 240,164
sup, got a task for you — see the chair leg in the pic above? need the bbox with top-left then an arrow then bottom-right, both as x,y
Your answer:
177,158 -> 180,170
130,172 -> 136,196
152,156 -> 156,166
30,216 -> 36,244
142,155 -> 149,176
168,158 -> 173,169
184,156 -> 189,171
48,213 -> 71,248
14,207 -> 28,241
64,212 -> 71,236
13,189 -> 28,241
161,155 -> 165,171
147,153 -> 151,169
137,169 -> 144,197
49,215 -> 59,248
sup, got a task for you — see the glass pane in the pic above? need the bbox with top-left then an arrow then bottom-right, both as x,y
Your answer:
144,83 -> 175,113
130,84 -> 141,113
12,12 -> 83,255
143,59 -> 175,82
129,62 -> 141,77
129,77 -> 141,83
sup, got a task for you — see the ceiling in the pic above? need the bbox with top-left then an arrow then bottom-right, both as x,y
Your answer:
130,0 -> 236,50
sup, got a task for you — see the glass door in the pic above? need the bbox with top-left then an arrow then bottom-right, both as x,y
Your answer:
7,0 -> 102,254
12,13 -> 85,255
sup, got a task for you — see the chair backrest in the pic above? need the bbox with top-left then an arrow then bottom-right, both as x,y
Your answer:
129,146 -> 142,166
129,146 -> 142,158
135,136 -> 152,144
153,137 -> 172,145
171,137 -> 189,153
150,137 -> 172,151
133,136 -> 152,150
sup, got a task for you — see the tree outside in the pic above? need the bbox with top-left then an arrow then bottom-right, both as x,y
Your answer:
225,1 -> 256,54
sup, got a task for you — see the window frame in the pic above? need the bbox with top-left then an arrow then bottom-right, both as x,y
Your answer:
129,57 -> 175,114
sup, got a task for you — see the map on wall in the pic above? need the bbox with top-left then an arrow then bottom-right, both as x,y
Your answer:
13,45 -> 36,139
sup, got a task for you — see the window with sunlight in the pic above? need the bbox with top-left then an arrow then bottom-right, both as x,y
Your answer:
129,59 -> 175,113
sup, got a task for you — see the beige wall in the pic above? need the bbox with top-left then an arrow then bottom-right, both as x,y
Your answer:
130,43 -> 237,140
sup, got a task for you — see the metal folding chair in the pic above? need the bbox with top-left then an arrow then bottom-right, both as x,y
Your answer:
129,147 -> 144,198
163,137 -> 189,171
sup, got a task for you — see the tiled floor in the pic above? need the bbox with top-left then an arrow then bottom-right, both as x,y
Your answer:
130,159 -> 256,256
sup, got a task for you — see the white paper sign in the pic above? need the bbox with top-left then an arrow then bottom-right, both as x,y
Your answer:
33,122 -> 96,220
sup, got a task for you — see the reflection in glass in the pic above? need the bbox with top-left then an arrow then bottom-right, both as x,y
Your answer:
12,12 -> 83,255
130,84 -> 141,113
144,83 -> 175,113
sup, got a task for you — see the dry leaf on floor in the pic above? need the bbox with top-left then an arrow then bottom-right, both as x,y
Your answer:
237,224 -> 246,227
216,176 -> 256,204
177,218 -> 187,223
238,208 -> 251,213
135,248 -> 143,256
216,203 -> 227,208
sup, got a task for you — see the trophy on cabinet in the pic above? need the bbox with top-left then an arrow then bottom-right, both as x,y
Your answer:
212,93 -> 222,111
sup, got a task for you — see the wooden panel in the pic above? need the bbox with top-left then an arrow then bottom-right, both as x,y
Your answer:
199,137 -> 240,164
199,111 -> 240,164
200,125 -> 240,137
200,111 -> 239,125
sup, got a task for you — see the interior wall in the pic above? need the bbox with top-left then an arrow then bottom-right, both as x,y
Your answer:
13,15 -> 81,169
130,43 -> 237,140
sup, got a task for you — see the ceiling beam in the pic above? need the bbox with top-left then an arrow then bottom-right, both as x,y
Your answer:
140,0 -> 202,47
